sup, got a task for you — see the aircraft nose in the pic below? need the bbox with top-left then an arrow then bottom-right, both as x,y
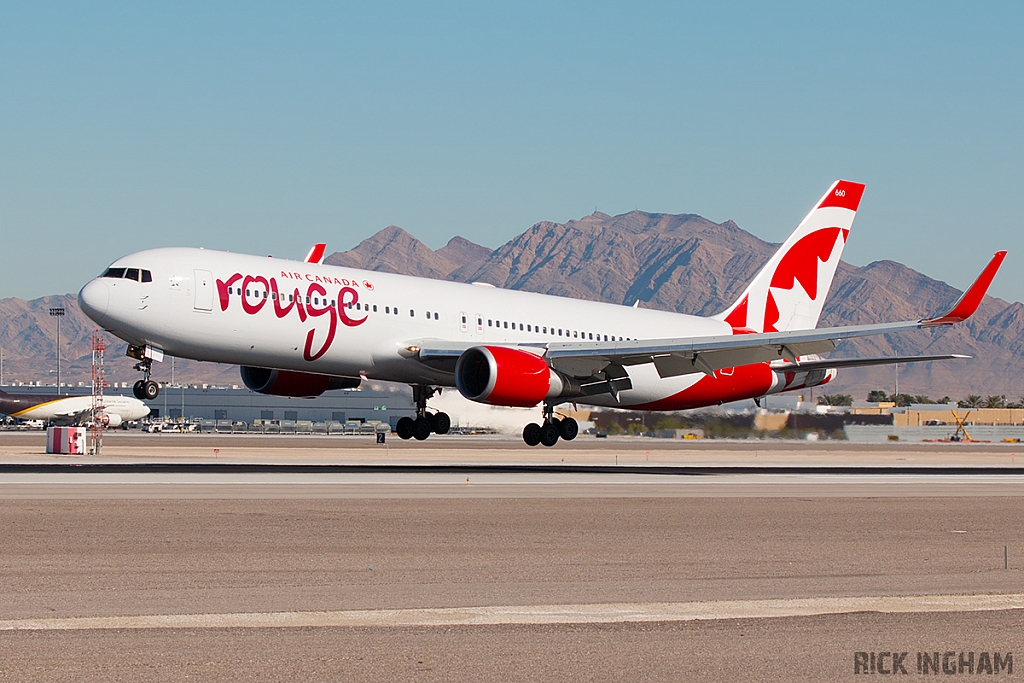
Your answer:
78,278 -> 109,325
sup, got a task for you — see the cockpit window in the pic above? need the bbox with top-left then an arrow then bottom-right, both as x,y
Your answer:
101,267 -> 153,282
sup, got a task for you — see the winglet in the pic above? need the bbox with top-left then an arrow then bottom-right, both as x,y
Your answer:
922,251 -> 1007,326
304,244 -> 327,265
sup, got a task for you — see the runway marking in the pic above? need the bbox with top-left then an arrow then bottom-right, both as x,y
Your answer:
3,594 -> 1023,631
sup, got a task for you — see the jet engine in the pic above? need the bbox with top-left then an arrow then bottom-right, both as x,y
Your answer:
240,366 -> 361,397
102,413 -> 123,428
455,346 -> 569,407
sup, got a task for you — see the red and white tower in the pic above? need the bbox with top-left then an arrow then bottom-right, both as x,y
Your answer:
90,331 -> 106,455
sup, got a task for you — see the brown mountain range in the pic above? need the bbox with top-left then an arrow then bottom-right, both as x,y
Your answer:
3,211 -> 1020,402
327,212 -> 1024,400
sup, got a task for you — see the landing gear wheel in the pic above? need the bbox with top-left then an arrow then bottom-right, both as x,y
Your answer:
396,417 -> 415,440
431,412 -> 451,435
523,423 -> 542,447
142,380 -> 160,401
132,380 -> 146,400
413,417 -> 432,441
539,423 -> 559,447
557,417 -> 578,441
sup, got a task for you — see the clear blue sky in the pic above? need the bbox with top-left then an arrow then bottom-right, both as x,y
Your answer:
2,1 -> 1021,302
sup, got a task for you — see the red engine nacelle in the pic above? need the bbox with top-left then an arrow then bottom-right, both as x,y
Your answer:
455,346 -> 564,407
240,366 -> 361,397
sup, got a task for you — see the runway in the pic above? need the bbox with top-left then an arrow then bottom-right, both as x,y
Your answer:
5,593 -> 1024,630
1,435 -> 1022,681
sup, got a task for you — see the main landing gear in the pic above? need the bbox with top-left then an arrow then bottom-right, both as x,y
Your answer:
395,385 -> 451,441
131,358 -> 160,401
522,404 -> 578,447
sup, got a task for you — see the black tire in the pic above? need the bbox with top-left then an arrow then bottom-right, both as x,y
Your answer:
142,380 -> 160,401
432,412 -> 451,435
522,423 -> 542,447
540,423 -> 559,447
558,417 -> 578,441
132,380 -> 146,400
396,417 -> 415,440
413,417 -> 432,441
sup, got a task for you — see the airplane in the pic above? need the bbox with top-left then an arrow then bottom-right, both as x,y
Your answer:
0,388 -> 150,427
77,181 -> 1006,446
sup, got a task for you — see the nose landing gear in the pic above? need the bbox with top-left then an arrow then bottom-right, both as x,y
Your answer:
131,359 -> 160,401
523,404 -> 577,447
127,345 -> 161,400
395,385 -> 451,440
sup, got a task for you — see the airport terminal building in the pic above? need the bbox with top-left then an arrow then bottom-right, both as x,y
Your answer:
3,383 -> 416,428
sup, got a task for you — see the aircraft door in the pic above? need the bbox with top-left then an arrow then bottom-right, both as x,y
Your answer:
475,313 -> 484,335
194,270 -> 214,311
460,311 -> 468,333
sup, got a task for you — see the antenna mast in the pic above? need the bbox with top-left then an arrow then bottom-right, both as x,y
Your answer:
90,331 -> 106,455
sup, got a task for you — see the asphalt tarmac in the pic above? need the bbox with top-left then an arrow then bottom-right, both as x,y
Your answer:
1,434 -> 1022,681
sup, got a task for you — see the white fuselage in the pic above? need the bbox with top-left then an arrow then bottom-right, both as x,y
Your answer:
3,394 -> 150,424
79,248 -> 810,408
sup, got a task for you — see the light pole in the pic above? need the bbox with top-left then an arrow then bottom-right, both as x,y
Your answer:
48,307 -> 65,395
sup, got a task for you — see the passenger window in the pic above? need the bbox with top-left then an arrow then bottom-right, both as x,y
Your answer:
331,300 -> 336,307
141,270 -> 152,283
488,320 -> 492,327
558,329 -> 562,336
462,315 -> 467,324
125,268 -> 140,281
410,309 -> 414,317
477,317 -> 482,326
289,294 -> 293,302
373,305 -> 378,312
272,292 -> 277,300
589,333 -> 593,340
426,311 -> 430,319
573,331 -> 578,338
527,325 -> 531,332
395,308 -> 399,315
434,312 -> 439,320
385,306 -> 390,314
102,267 -> 126,279
542,327 -> 547,334
306,296 -> 311,304
263,291 -> 268,298
503,321 -> 508,329
519,323 -> 523,331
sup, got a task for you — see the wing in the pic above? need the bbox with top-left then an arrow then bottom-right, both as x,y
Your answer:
47,408 -> 94,426
546,250 -> 1005,379
418,251 -> 1005,381
771,353 -> 970,373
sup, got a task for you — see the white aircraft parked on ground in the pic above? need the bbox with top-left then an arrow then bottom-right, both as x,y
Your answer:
0,389 -> 149,427
78,181 -> 1005,446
